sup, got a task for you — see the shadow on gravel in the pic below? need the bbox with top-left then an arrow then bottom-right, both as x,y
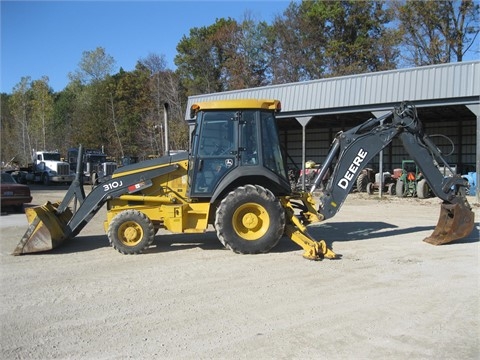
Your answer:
309,221 -> 428,242
306,220 -> 479,245
18,220 -> 478,256
273,220 -> 479,254
147,232 -> 224,254
32,235 -> 111,255
30,232 -> 225,256
272,221 -> 405,254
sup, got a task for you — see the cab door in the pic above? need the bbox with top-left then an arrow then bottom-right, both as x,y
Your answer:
190,110 -> 239,196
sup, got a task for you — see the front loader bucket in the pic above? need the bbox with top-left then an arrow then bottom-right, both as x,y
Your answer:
424,202 -> 475,245
13,202 -> 73,255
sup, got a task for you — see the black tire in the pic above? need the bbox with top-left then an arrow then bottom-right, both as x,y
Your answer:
215,185 -> 285,254
416,179 -> 429,199
107,210 -> 155,254
396,180 -> 405,197
387,183 -> 395,195
356,173 -> 368,192
42,173 -> 50,186
91,172 -> 98,185
90,172 -> 98,190
14,204 -> 24,213
366,182 -> 374,195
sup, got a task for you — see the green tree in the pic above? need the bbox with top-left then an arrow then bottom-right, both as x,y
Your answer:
272,1 -> 328,82
53,84 -> 77,153
272,0 -> 399,81
69,46 -> 116,85
321,0 -> 399,75
223,12 -> 271,89
66,48 -> 117,155
175,15 -> 274,94
107,66 -> 153,159
175,18 -> 237,95
1,93 -> 16,166
64,80 -> 112,154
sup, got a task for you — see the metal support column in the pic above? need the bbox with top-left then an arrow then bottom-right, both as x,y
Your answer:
466,104 -> 479,202
295,117 -> 312,191
372,111 -> 390,197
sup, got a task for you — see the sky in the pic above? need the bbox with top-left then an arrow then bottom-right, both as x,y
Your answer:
1,0 -> 290,93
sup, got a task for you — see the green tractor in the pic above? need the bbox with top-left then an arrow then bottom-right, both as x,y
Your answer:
395,160 -> 431,198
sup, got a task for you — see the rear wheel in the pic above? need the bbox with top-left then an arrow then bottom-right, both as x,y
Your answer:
387,183 -> 395,195
108,210 -> 155,254
396,180 -> 405,197
215,185 -> 285,254
416,179 -> 429,199
356,173 -> 368,192
366,182 -> 374,195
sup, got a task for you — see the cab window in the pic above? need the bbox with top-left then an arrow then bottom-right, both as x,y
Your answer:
261,112 -> 286,178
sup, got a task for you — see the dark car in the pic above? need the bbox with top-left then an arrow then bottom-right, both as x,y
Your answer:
1,172 -> 32,212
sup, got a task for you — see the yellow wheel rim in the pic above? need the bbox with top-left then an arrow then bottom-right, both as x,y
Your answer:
232,202 -> 270,241
118,221 -> 143,246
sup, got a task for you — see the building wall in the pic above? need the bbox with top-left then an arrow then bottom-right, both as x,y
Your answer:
280,118 -> 476,175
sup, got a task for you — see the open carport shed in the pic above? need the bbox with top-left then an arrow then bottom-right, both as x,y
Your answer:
186,61 -> 480,197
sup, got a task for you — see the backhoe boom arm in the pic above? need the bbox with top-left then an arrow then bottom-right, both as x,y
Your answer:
310,103 -> 472,226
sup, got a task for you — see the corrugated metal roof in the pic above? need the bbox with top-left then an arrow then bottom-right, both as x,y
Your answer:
185,61 -> 480,119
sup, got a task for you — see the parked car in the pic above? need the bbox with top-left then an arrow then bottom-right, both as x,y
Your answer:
1,172 -> 32,212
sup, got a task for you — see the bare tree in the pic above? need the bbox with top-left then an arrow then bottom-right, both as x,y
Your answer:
30,76 -> 54,150
9,77 -> 32,164
393,0 -> 479,65
138,54 -> 187,153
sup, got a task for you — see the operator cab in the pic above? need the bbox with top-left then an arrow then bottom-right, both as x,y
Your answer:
188,99 -> 289,198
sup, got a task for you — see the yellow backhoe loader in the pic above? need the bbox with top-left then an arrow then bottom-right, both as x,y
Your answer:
14,100 -> 474,260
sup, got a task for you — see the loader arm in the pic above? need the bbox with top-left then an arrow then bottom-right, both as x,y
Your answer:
61,165 -> 179,239
14,146 -> 179,255
309,102 -> 474,244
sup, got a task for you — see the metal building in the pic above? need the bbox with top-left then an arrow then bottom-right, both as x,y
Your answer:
186,61 -> 480,195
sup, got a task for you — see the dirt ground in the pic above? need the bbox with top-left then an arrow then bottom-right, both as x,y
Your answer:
0,185 -> 478,359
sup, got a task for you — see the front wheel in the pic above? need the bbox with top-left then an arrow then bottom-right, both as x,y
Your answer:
215,185 -> 285,254
107,210 -> 155,254
42,173 -> 50,186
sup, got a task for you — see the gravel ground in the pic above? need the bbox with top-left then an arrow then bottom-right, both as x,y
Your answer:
0,186 -> 478,359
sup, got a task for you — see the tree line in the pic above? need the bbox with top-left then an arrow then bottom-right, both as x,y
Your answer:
1,0 -> 478,166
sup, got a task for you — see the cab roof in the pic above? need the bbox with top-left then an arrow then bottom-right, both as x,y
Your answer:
190,99 -> 281,118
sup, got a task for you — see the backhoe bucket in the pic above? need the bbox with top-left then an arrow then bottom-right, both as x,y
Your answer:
424,202 -> 475,245
13,202 -> 73,255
